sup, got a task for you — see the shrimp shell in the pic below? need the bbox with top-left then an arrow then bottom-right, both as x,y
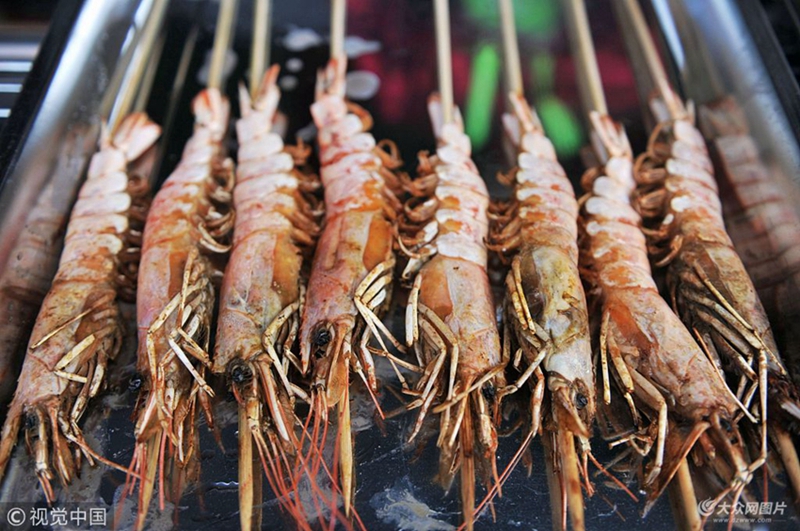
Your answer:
0,113 -> 159,501
488,93 -> 595,528
128,89 -> 233,530
579,111 -> 756,512
213,66 -> 321,530
633,91 -> 800,498
697,96 -> 800,391
298,58 -> 402,524
400,95 -> 504,531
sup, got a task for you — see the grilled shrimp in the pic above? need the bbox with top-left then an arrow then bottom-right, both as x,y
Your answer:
0,134 -> 101,411
0,113 -> 158,501
127,89 -> 234,529
633,89 -> 800,476
298,58 -> 403,520
579,112 -> 760,512
213,66 -> 321,530
696,96 -> 800,390
488,93 -> 595,528
399,95 -> 505,531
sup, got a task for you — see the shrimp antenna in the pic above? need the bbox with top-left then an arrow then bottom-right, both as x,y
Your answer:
613,0 -> 684,119
208,0 -> 239,91
497,0 -> 523,97
250,0 -> 272,98
106,0 -> 170,134
562,0 -> 607,116
433,0 -> 454,124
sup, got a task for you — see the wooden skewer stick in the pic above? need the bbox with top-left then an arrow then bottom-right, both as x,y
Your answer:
250,0 -> 272,97
149,26 -> 199,186
660,0 -> 723,104
498,0 -> 523,97
562,0 -> 608,116
208,0 -> 239,91
433,0 -> 454,125
133,32 -> 166,115
107,0 -> 170,134
667,460 -> 701,531
330,0 -> 346,61
616,0 -> 683,119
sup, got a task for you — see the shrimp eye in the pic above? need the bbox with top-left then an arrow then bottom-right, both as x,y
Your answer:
24,414 -> 36,431
230,361 -> 253,384
129,374 -> 143,392
313,328 -> 332,347
576,393 -> 588,410
719,417 -> 733,433
481,384 -> 496,402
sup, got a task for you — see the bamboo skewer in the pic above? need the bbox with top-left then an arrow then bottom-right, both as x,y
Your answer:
249,0 -> 272,97
615,0 -> 683,119
433,0 -> 454,125
208,0 -> 239,91
149,25 -> 199,186
330,0 -> 346,62
107,0 -> 170,133
562,0 -> 607,116
498,0 -> 523,97
133,32 -> 166,115
667,460 -> 701,531
660,0 -> 724,104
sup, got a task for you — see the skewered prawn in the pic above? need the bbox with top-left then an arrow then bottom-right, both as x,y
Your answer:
0,196 -> 70,408
399,96 -> 505,531
298,58 -> 404,521
126,89 -> 234,529
579,112 -> 761,513
0,113 -> 159,500
633,89 -> 800,474
696,96 -> 800,391
488,93 -> 595,529
213,66 -> 322,530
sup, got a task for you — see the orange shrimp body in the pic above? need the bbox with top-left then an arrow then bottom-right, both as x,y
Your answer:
492,94 -> 595,435
634,92 -> 800,463
579,112 -> 755,510
0,113 -> 159,501
697,97 -> 800,395
213,67 -> 319,530
400,96 -> 504,531
0,175 -> 75,408
129,89 -> 233,529
489,93 -> 595,527
298,59 -> 401,520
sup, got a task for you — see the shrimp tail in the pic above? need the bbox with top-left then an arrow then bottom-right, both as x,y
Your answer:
316,58 -> 347,100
